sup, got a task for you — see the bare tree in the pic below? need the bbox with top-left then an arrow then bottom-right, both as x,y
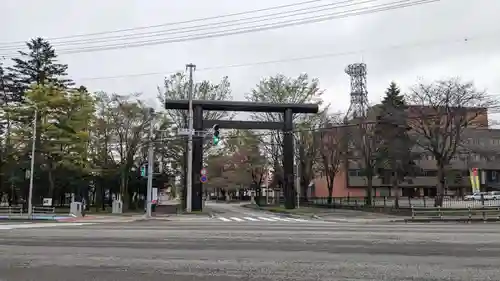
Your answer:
107,94 -> 153,210
349,120 -> 381,206
318,113 -> 345,204
157,73 -> 234,207
296,113 -> 325,201
406,78 -> 498,206
246,74 -> 324,187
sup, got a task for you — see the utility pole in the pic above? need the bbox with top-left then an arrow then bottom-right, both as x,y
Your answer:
186,63 -> 196,213
28,107 -> 37,219
146,110 -> 155,218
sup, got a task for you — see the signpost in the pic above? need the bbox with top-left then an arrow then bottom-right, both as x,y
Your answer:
200,175 -> 208,183
177,128 -> 194,136
200,168 -> 208,183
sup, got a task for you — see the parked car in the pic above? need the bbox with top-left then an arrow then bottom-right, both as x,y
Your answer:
487,191 -> 500,200
464,192 -> 488,201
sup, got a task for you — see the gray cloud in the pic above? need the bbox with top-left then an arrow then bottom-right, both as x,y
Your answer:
1,0 -> 499,114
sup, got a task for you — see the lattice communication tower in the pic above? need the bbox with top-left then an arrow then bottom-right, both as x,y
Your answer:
344,63 -> 368,121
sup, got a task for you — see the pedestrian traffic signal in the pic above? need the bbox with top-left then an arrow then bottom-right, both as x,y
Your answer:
213,124 -> 220,145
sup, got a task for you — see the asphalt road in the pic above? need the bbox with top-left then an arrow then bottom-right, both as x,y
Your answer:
0,214 -> 499,281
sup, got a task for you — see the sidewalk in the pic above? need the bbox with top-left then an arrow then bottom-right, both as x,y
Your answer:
57,214 -> 144,223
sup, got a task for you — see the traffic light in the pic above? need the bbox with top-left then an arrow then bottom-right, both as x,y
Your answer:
140,165 -> 146,177
213,124 -> 220,145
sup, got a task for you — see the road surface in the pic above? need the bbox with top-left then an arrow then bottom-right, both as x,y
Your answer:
0,206 -> 499,280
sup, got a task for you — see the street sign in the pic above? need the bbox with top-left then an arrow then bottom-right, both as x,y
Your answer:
200,175 -> 208,183
200,168 -> 207,176
177,128 -> 194,136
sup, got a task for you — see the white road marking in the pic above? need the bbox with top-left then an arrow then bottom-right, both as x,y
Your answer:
270,217 -> 295,222
290,218 -> 309,222
212,216 -> 316,223
258,217 -> 277,221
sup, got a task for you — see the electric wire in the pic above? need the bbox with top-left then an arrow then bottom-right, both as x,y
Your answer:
74,30 -> 496,82
0,0 -> 328,46
0,0 -> 439,58
0,0 -> 369,50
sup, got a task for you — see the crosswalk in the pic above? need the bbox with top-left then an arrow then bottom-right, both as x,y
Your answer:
0,222 -> 93,230
213,215 -> 313,223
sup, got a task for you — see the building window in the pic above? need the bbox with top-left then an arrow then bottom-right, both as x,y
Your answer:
348,169 -> 363,177
423,170 -> 437,177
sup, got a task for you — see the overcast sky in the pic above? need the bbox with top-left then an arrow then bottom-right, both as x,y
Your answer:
1,0 -> 499,115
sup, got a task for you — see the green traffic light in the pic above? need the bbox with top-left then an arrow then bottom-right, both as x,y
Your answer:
213,136 -> 219,145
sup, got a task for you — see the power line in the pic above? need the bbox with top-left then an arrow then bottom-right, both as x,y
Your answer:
0,0 -> 327,46
0,0 -> 439,58
47,0 -> 441,55
0,0 -> 366,51
76,31 -> 495,82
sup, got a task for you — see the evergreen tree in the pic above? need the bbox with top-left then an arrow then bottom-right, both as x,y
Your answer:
381,82 -> 405,110
7,37 -> 73,100
376,82 -> 416,205
0,62 -> 19,104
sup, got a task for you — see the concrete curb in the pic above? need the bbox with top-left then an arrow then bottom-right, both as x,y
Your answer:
404,218 -> 500,223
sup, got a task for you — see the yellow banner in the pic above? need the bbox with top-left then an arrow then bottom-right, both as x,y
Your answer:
470,168 -> 480,193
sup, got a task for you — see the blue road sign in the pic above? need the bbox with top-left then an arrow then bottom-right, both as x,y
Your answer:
200,175 -> 208,183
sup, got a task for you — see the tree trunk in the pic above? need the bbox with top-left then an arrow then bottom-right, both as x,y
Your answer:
120,167 -> 129,210
300,177 -> 308,202
327,177 -> 334,205
435,163 -> 446,207
365,175 -> 373,206
392,169 -> 400,209
47,166 -> 55,199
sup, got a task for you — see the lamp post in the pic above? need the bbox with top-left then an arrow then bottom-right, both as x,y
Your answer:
27,107 -> 37,219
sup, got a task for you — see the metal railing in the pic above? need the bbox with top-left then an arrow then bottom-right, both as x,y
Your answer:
0,205 -> 55,219
308,196 -> 500,209
32,206 -> 56,216
0,206 -> 23,216
410,206 -> 500,221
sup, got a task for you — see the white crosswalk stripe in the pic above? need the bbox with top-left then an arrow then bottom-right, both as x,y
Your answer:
258,216 -> 276,221
213,216 -> 315,223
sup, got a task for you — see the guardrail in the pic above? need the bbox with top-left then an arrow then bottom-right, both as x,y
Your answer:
0,206 -> 23,216
410,206 -> 500,221
32,206 -> 56,217
32,206 -> 56,215
309,196 -> 500,209
0,205 -> 56,219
